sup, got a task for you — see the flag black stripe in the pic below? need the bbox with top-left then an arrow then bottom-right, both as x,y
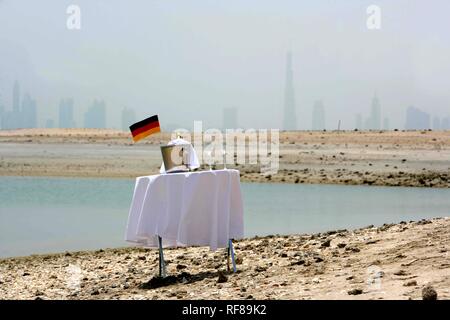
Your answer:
129,115 -> 159,132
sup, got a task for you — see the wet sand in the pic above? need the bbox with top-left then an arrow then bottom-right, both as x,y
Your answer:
0,218 -> 448,300
0,129 -> 449,187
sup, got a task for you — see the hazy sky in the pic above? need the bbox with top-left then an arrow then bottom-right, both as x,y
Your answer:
1,0 -> 450,130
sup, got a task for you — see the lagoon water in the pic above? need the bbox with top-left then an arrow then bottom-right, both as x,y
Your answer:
1,176 -> 449,258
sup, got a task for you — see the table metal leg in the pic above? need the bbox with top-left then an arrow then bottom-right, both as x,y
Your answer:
227,245 -> 230,272
158,236 -> 166,278
228,239 -> 237,273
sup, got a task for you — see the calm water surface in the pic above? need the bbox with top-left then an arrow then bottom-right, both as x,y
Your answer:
1,176 -> 449,258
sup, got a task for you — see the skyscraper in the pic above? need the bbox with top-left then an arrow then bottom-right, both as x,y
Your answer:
223,107 -> 238,129
405,106 -> 430,130
59,98 -> 76,128
11,81 -> 22,129
312,100 -> 325,130
283,52 -> 297,130
84,99 -> 106,128
21,93 -> 37,128
121,107 -> 136,131
369,93 -> 381,130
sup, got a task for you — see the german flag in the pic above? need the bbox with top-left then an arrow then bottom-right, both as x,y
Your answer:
129,115 -> 161,142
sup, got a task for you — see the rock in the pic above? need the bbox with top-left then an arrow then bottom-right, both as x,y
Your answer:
348,288 -> 363,295
404,280 -> 417,287
137,255 -> 146,261
176,264 -> 187,270
35,290 -> 44,296
345,246 -> 360,253
254,266 -> 267,272
314,257 -> 324,263
290,259 -> 305,266
139,276 -> 178,289
217,271 -> 228,283
337,243 -> 347,248
393,270 -> 408,276
321,239 -> 331,248
280,253 -> 288,258
176,290 -> 187,298
91,289 -> 100,295
22,272 -> 30,276
422,285 -> 438,300
235,256 -> 243,264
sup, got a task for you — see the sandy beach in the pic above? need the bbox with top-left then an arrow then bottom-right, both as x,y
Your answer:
0,218 -> 448,300
1,129 -> 449,187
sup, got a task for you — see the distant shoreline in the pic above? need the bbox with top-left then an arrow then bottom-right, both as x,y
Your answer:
1,217 -> 448,300
1,129 -> 449,188
1,172 -> 449,189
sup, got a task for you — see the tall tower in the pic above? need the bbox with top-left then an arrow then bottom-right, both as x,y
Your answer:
22,93 -> 37,128
84,99 -> 106,128
283,52 -> 297,130
370,93 -> 381,130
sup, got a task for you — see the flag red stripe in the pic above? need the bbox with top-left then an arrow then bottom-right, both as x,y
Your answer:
131,121 -> 160,137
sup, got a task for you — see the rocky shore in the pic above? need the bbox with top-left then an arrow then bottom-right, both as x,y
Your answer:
1,129 -> 449,188
1,217 -> 448,300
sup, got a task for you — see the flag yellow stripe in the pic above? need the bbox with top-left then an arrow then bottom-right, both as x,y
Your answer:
132,127 -> 161,142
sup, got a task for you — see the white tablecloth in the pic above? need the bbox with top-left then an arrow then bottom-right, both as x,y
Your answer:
125,169 -> 244,251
